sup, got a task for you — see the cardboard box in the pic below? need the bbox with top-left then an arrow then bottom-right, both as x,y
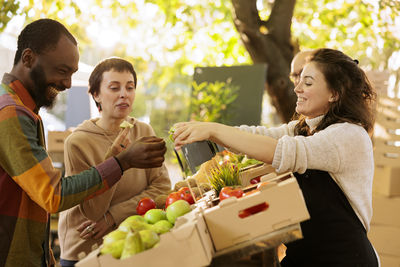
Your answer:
368,224 -> 400,258
374,138 -> 400,154
76,209 -> 214,267
378,254 -> 400,267
202,172 -> 310,251
376,113 -> 400,131
239,164 -> 275,187
371,194 -> 400,228
47,130 -> 72,152
374,149 -> 400,167
378,95 -> 400,109
373,164 -> 400,197
48,151 -> 64,163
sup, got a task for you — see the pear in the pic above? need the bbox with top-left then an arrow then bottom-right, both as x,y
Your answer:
100,239 -> 125,259
151,220 -> 173,234
120,120 -> 134,129
124,215 -> 147,224
118,218 -> 151,233
139,229 -> 160,249
120,231 -> 144,259
103,229 -> 127,246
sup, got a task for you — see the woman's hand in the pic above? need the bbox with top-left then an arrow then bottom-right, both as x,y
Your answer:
77,213 -> 115,240
173,121 -> 217,149
104,127 -> 131,159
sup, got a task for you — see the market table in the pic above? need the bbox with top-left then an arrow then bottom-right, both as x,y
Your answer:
209,223 -> 302,267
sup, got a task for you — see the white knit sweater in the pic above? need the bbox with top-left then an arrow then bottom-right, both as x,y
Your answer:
238,115 -> 374,231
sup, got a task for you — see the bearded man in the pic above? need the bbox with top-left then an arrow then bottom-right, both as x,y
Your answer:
0,19 -> 166,267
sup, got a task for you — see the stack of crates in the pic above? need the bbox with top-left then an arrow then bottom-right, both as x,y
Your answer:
372,96 -> 400,196
47,130 -> 72,174
369,95 -> 400,266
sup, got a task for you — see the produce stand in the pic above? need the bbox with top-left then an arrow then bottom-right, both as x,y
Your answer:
76,171 -> 310,267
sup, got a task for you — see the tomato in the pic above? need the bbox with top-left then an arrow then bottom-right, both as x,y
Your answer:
245,202 -> 269,214
238,209 -> 252,218
219,186 -> 244,201
136,197 -> 156,215
250,176 -> 261,184
178,187 -> 195,205
238,203 -> 269,218
165,192 -> 182,208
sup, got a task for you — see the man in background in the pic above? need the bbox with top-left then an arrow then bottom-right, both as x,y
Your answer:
290,50 -> 315,86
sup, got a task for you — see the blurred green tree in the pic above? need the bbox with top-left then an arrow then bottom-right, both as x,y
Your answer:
1,0 -> 399,126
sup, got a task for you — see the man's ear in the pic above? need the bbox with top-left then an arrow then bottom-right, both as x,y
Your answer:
21,48 -> 36,69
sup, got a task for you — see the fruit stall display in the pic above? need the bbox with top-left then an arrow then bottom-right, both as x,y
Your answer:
76,150 -> 311,266
76,167 -> 310,267
77,203 -> 213,267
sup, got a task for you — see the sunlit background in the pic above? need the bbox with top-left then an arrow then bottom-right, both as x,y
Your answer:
1,0 -> 400,180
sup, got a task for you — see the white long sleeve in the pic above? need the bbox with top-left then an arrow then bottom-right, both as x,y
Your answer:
238,118 -> 374,231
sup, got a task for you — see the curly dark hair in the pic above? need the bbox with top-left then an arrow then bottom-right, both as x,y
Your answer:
14,18 -> 77,66
88,57 -> 137,111
294,48 -> 376,136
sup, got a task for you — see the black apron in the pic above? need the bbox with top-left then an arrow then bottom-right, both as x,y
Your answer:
281,170 -> 378,267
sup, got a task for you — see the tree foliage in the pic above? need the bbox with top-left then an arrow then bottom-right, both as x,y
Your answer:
0,0 -> 19,31
190,79 -> 239,124
1,0 -> 399,126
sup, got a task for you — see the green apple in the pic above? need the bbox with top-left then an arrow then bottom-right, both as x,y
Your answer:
166,199 -> 191,224
103,229 -> 127,246
152,220 -> 173,234
100,239 -> 125,259
139,229 -> 160,249
144,209 -> 167,224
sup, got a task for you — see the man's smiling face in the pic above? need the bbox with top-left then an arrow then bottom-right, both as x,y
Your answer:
29,34 -> 79,108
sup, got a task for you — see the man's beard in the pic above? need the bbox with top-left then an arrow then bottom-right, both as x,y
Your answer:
29,64 -> 65,109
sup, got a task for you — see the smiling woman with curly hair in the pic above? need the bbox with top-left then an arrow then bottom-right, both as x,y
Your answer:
172,48 -> 379,266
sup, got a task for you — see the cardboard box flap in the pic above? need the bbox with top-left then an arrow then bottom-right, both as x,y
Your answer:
169,219 -> 197,240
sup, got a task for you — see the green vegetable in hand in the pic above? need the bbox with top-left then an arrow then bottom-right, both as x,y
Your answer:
168,127 -> 176,142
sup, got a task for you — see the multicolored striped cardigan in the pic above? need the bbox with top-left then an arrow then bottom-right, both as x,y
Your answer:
0,74 -> 122,267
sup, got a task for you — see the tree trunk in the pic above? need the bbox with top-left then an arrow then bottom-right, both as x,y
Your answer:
231,0 -> 297,123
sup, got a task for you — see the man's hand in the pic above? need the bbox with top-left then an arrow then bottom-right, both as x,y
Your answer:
115,136 -> 166,171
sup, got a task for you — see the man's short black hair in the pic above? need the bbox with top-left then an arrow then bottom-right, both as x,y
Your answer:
13,18 -> 77,65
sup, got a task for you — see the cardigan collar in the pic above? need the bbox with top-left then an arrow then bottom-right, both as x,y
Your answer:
305,115 -> 324,132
